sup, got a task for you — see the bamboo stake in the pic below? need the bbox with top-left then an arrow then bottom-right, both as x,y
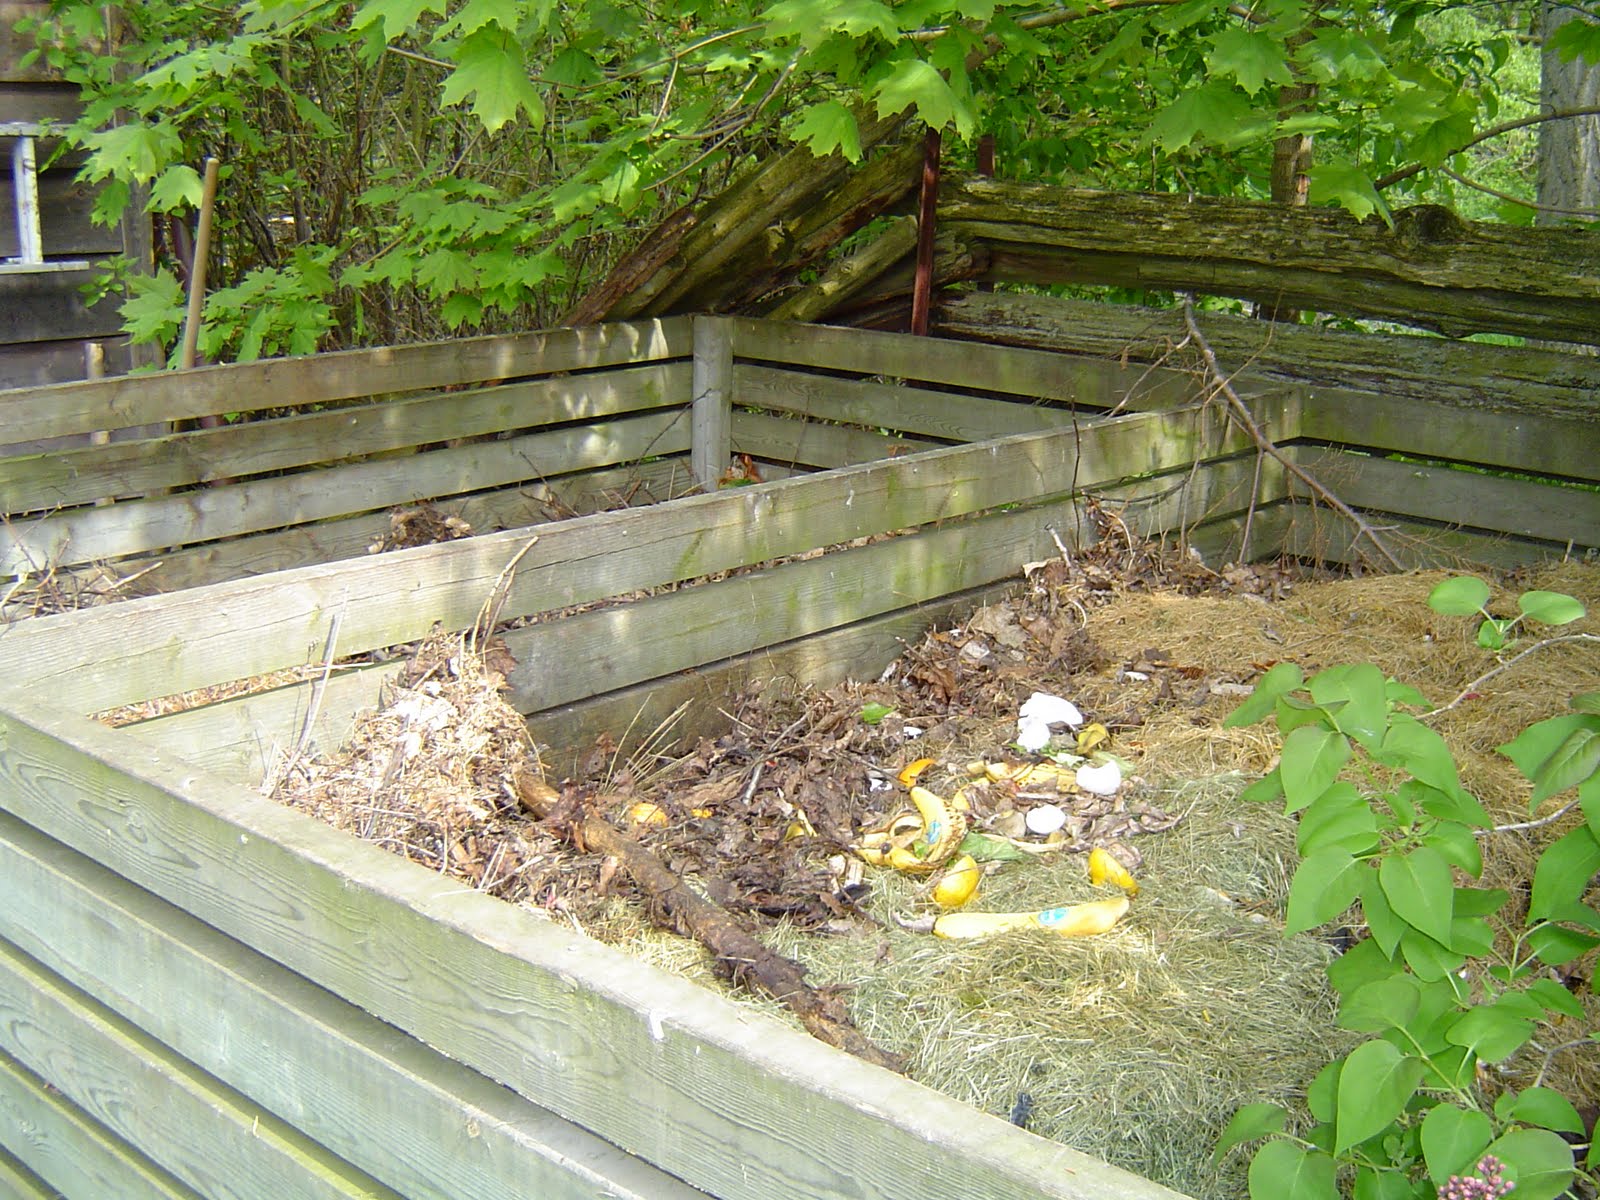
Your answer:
178,157 -> 221,371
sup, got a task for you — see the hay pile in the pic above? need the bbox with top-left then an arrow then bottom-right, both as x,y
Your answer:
267,543 -> 1600,1200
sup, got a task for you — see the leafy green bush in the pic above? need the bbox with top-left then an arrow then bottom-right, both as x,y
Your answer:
1216,577 -> 1598,1200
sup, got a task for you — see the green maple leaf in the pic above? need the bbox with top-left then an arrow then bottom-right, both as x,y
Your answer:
440,28 -> 545,132
872,57 -> 971,136
790,100 -> 862,161
148,164 -> 203,212
84,121 -> 183,183
1410,108 -> 1475,167
438,0 -> 516,38
118,268 -> 186,345
351,0 -> 447,41
415,248 -> 477,296
1309,160 -> 1389,223
1207,27 -> 1294,96
764,0 -> 899,47
1147,81 -> 1255,152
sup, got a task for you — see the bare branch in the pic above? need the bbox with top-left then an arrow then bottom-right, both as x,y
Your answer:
1375,104 -> 1600,191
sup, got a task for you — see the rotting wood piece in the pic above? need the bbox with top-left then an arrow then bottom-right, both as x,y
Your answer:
515,772 -> 905,1074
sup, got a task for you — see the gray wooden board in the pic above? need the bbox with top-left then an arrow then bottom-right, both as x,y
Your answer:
1,410 -> 694,572
0,934 -> 400,1200
730,409 -> 940,468
0,267 -> 124,346
690,316 -> 732,487
735,363 -> 1096,441
97,457 -> 700,596
0,170 -> 122,259
0,811 -> 710,1200
1,362 -> 691,513
731,317 -> 1206,411
0,1139 -> 55,1200
0,404 -> 1258,715
0,702 -> 1189,1200
1289,447 -> 1600,550
123,456 -> 1280,784
0,1047 -> 198,1200
0,335 -> 133,392
1292,386 -> 1600,485
1279,504 -> 1586,571
0,318 -> 693,445
0,81 -> 82,123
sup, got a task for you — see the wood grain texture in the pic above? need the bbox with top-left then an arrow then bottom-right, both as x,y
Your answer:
0,318 -> 693,444
0,335 -> 134,392
0,811 -> 710,1200
0,267 -> 124,347
0,1046 -> 199,1200
0,1138 -> 58,1200
1,362 -> 690,513
0,169 -> 122,258
0,701 -> 1188,1200
1,409 -> 693,572
0,935 -> 400,1200
731,409 -> 940,468
1279,505 -> 1580,569
690,316 -> 732,488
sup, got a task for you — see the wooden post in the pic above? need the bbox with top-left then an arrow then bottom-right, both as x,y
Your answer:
690,316 -> 732,490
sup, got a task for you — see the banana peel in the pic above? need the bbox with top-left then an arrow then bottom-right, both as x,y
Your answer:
1088,846 -> 1140,896
927,895 -> 1130,940
852,785 -> 968,874
932,854 -> 981,909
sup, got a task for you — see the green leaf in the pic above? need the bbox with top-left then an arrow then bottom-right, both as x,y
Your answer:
1529,826 -> 1600,922
789,100 -> 862,161
1422,821 -> 1481,877
1445,1004 -> 1534,1063
1420,1103 -> 1493,1185
1148,81 -> 1255,153
1206,26 -> 1293,96
1361,869 -> 1406,957
1214,1102 -> 1288,1161
1509,1087 -> 1585,1135
440,28 -> 545,133
148,163 -> 204,212
1239,767 -> 1284,806
1518,590 -> 1585,626
1224,662 -> 1303,727
1281,727 -> 1351,814
1298,782 -> 1379,856
1484,1128 -> 1576,1200
352,0 -> 447,41
1572,691 -> 1600,717
84,120 -> 184,183
1353,1166 -> 1422,1200
871,57 -> 970,136
859,702 -> 894,725
1248,1139 -> 1338,1200
1308,1058 -> 1342,1123
1334,1041 -> 1425,1154
1426,576 -> 1490,617
546,47 -> 604,87
1310,663 -> 1389,749
1286,849 -> 1365,935
956,832 -> 1027,862
1530,722 -> 1600,804
1501,714 -> 1593,784
1528,921 -> 1600,966
117,268 -> 186,346
1377,716 -> 1465,800
1525,977 -> 1585,1020
1476,617 -> 1511,650
1379,846 -> 1455,946
1548,14 -> 1600,63
1399,928 -> 1465,981
1386,679 -> 1430,710
1328,936 -> 1402,998
1411,107 -> 1475,168
1308,160 -> 1386,222
1453,886 -> 1509,919
1338,976 -> 1419,1033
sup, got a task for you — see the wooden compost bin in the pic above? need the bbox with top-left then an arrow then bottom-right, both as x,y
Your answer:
0,314 -> 1594,1199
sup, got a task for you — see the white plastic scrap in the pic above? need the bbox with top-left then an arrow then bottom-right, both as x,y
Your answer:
1075,760 -> 1123,796
1015,692 -> 1084,751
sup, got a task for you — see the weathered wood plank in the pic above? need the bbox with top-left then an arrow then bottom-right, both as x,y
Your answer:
1,410 -> 693,572
934,291 -> 1600,412
0,81 -> 81,123
95,457 -> 699,595
0,169 -> 122,259
0,1047 -> 199,1200
0,335 -> 134,391
0,811 -> 709,1200
690,317 -> 732,487
125,454 -> 1280,781
1279,504 -> 1580,570
0,935 -> 401,1199
0,403 -> 1257,713
731,409 -> 939,468
939,178 -> 1600,342
0,1139 -> 56,1200
1288,447 -> 1600,551
1,362 -> 690,513
0,700 -> 1186,1200
0,318 -> 694,445
737,364 -> 1087,442
0,266 -> 124,346
731,317 -> 1206,411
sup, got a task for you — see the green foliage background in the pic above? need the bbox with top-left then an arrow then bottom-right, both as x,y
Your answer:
15,0 -> 1597,360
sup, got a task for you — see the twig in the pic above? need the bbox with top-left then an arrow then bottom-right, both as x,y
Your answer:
1424,633 -> 1600,719
1486,797 -> 1583,836
1439,166 -> 1600,218
1375,103 -> 1600,191
1180,297 -> 1405,571
265,602 -> 346,794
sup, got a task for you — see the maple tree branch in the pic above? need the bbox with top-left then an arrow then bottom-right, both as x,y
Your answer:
1375,104 -> 1600,190
1438,165 -> 1600,217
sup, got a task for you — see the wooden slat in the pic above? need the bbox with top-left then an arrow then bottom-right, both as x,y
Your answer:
0,936 -> 401,1200
1295,389 -> 1600,484
0,318 -> 694,444
690,316 -> 732,487
1,409 -> 693,572
0,701 -> 1186,1200
1,362 -> 690,513
0,1047 -> 199,1200
0,266 -> 123,346
0,81 -> 81,123
731,317 -> 1205,411
96,457 -> 698,595
0,335 -> 133,392
0,169 -> 122,258
731,409 -> 939,468
0,811 -> 709,1200
0,1139 -> 56,1200
0,404 -> 1265,714
125,454 -> 1281,781
1289,447 -> 1600,551
1279,505 -> 1580,570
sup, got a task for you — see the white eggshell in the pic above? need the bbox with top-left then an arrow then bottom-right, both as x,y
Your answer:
1024,804 -> 1067,835
1018,691 -> 1084,728
1076,760 -> 1123,796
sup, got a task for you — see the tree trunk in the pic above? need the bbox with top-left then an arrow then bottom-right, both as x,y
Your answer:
1537,0 -> 1600,222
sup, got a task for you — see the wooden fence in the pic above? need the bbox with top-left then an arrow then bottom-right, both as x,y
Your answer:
0,314 -> 1595,1200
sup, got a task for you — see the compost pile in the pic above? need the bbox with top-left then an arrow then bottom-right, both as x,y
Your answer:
269,527 -> 1600,1200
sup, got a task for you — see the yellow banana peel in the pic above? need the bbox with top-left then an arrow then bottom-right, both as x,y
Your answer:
932,854 -> 981,908
851,787 -> 968,874
626,801 -> 669,827
931,895 -> 1130,940
983,761 -> 1066,788
1076,722 -> 1111,754
897,757 -> 937,787
908,785 -> 968,870
1088,846 -> 1139,896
